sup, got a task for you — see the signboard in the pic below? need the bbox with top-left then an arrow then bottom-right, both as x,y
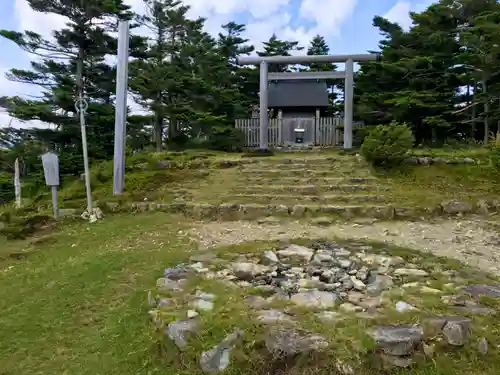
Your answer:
41,152 -> 60,186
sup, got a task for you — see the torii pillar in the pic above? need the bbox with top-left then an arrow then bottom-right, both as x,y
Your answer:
237,53 -> 380,150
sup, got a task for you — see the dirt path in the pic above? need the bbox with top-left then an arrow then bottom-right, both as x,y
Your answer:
189,217 -> 500,275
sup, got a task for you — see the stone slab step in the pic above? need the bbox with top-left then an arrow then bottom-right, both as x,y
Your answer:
244,157 -> 349,165
238,176 -> 378,184
231,193 -> 387,203
240,169 -> 373,177
233,184 -> 391,194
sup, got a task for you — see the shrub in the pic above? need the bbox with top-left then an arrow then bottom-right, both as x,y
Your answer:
353,125 -> 377,147
360,122 -> 414,166
207,126 -> 245,152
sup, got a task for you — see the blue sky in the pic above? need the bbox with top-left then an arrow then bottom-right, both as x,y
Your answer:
0,0 -> 435,127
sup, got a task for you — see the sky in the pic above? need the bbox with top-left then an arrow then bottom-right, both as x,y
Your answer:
0,0 -> 436,129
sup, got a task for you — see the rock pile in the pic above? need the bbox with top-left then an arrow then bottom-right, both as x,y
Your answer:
149,241 -> 494,372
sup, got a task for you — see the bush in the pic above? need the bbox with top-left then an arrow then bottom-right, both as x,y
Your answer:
207,126 -> 245,152
353,125 -> 377,147
360,122 -> 414,166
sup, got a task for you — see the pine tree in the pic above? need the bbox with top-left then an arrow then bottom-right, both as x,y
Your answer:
0,0 -> 132,174
257,34 -> 303,72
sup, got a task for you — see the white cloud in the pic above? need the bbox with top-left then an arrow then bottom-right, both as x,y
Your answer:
383,0 -> 436,30
299,0 -> 357,37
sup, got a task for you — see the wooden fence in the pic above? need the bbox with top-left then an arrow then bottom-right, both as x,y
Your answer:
235,117 -> 361,147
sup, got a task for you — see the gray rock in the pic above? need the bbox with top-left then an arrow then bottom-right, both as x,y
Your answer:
463,283 -> 500,298
393,268 -> 428,277
156,277 -> 186,292
311,217 -> 334,226
478,338 -> 488,355
422,316 -> 447,338
351,277 -> 366,291
190,252 -> 217,263
165,318 -> 200,350
257,309 -> 294,324
164,264 -> 190,280
312,252 -> 334,264
338,259 -> 352,269
158,298 -> 172,308
380,353 -> 413,368
265,327 -> 329,355
291,290 -> 339,309
369,325 -> 423,356
261,250 -> 279,265
366,275 -> 393,296
315,311 -> 343,322
193,299 -> 214,311
440,200 -> 472,214
291,205 -> 307,217
200,328 -> 244,373
442,316 -> 472,346
342,278 -> 354,290
277,244 -> 314,263
232,262 -> 271,281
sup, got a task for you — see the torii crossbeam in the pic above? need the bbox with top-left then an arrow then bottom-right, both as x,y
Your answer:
236,53 -> 380,150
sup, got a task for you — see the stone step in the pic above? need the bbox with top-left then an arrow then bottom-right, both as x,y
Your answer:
231,193 -> 388,203
238,176 -> 378,184
118,201 -> 398,220
244,156 -> 348,165
240,169 -> 373,177
242,163 -> 356,170
233,184 -> 391,194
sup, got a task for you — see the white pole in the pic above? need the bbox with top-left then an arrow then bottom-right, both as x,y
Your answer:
14,158 -> 21,208
344,58 -> 354,150
259,61 -> 269,150
113,20 -> 130,195
76,98 -> 93,214
51,185 -> 59,219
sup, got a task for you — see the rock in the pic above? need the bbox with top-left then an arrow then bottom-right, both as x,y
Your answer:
261,250 -> 279,265
463,283 -> 500,298
165,318 -> 200,350
158,298 -> 172,308
395,301 -> 417,312
232,262 -> 271,281
291,205 -> 307,217
422,316 -> 447,338
315,311 -> 343,322
257,309 -> 294,324
193,291 -> 215,311
340,302 -> 362,312
164,264 -> 190,280
338,259 -> 353,269
342,278 -> 354,290
368,325 -> 423,356
312,252 -> 334,264
393,268 -> 428,277
156,277 -> 186,292
291,290 -> 339,309
311,217 -> 334,226
442,316 -> 472,346
478,338 -> 488,355
380,353 -> 414,368
366,275 -> 393,296
351,277 -> 366,291
187,310 -> 199,318
423,343 -> 435,357
200,328 -> 244,373
440,200 -> 472,214
265,327 -> 329,355
190,252 -> 217,263
277,244 -> 314,263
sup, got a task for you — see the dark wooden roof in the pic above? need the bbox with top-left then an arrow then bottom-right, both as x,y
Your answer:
268,80 -> 329,108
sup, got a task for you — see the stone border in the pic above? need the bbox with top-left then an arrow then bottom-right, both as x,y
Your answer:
101,198 -> 499,221
405,156 -> 476,165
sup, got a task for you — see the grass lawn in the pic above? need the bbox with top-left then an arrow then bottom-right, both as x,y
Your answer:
2,212 -> 500,374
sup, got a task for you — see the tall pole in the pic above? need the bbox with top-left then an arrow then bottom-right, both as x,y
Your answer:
113,20 -> 130,195
259,61 -> 269,150
14,158 -> 21,208
344,58 -> 354,150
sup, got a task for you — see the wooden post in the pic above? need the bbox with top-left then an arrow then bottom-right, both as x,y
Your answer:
278,109 -> 283,146
315,108 -> 320,145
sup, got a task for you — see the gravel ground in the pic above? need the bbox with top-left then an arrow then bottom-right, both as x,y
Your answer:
189,217 -> 500,275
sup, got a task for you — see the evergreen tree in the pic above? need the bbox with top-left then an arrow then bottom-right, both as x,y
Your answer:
257,34 -> 303,72
0,0 -> 132,174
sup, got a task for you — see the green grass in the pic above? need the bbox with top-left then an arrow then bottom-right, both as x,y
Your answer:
2,213 -> 500,374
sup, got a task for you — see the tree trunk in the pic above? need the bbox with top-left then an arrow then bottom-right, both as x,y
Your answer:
154,109 -> 163,152
483,77 -> 489,143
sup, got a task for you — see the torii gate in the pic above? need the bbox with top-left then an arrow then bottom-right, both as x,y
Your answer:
236,53 -> 380,150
